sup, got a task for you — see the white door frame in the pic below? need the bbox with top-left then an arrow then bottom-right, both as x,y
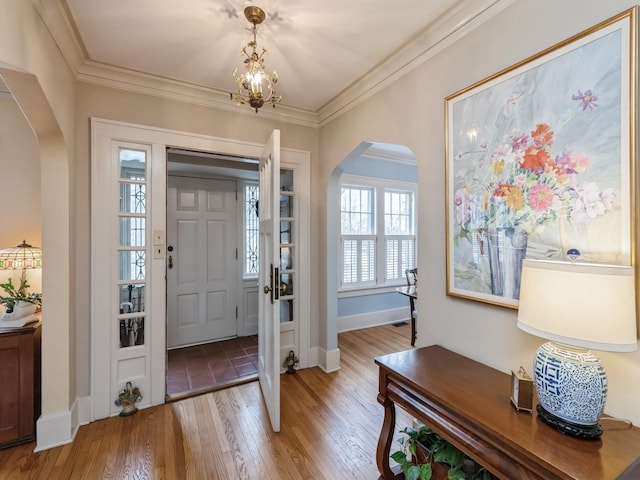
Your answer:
90,118 -> 310,420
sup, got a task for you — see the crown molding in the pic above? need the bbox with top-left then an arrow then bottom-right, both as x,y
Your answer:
76,60 -> 320,128
33,0 -> 515,129
317,0 -> 516,126
362,149 -> 416,165
33,0 -> 86,75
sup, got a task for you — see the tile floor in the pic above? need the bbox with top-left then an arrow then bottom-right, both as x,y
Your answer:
166,335 -> 259,399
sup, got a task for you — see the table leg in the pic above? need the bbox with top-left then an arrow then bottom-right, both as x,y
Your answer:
410,315 -> 416,347
376,392 -> 401,479
409,297 -> 416,346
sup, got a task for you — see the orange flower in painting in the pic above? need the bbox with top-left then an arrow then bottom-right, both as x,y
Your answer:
520,146 -> 551,171
504,186 -> 525,211
531,123 -> 554,147
494,184 -> 525,211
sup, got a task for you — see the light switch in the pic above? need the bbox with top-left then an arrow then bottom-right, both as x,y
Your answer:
153,230 -> 165,245
153,246 -> 165,259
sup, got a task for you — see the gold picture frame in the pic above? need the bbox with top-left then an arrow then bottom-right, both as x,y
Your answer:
445,8 -> 637,308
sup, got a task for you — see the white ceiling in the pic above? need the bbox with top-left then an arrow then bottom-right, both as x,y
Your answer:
65,0 -> 455,112
36,0 -> 511,124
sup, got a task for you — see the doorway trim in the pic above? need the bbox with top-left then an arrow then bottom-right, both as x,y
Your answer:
90,118 -> 310,420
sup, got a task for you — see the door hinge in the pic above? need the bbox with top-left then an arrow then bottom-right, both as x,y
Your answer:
236,248 -> 238,260
236,306 -> 238,319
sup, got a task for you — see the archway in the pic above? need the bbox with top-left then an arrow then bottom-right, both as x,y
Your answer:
325,142 -> 417,371
0,67 -> 72,451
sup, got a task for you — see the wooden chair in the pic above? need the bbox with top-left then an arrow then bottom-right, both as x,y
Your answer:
404,268 -> 417,346
405,268 -> 417,287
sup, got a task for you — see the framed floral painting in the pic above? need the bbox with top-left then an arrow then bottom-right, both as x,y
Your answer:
445,8 -> 637,308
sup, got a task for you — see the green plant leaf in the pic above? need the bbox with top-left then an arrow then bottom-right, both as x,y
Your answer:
418,463 -> 432,480
447,467 -> 467,480
434,443 -> 465,468
409,442 -> 417,458
391,451 -> 408,464
0,276 -> 40,309
405,464 -> 421,480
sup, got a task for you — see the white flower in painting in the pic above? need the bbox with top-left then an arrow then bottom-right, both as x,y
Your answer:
570,183 -> 615,221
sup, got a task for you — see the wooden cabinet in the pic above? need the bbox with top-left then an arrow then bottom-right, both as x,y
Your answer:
0,321 -> 41,449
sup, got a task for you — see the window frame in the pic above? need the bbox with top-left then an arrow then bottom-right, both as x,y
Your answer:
338,174 -> 417,293
243,180 -> 260,279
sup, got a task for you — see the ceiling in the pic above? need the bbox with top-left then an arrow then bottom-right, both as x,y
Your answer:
35,0 -> 511,125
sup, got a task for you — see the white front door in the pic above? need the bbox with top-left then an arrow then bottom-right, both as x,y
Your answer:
167,176 -> 237,348
258,130 -> 281,432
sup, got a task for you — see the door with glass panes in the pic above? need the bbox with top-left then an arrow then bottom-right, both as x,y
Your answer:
278,169 -> 297,350
91,138 -> 154,419
91,119 -> 310,422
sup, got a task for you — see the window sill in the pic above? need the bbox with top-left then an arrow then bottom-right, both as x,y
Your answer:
337,283 -> 405,298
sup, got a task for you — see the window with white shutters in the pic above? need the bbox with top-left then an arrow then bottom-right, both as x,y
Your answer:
339,177 -> 416,290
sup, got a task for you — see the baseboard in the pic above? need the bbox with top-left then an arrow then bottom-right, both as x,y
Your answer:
308,346 -> 320,367
77,395 -> 92,426
33,396 -> 90,452
316,347 -> 341,373
35,409 -> 74,452
338,307 -> 408,333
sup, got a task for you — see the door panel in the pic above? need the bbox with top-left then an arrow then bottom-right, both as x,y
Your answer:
167,177 -> 237,348
177,220 -> 197,284
258,130 -> 281,432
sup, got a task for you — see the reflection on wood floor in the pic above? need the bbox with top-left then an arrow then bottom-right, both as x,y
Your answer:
0,323 -> 414,479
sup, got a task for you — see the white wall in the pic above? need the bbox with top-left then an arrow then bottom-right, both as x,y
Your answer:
0,95 -> 41,255
319,0 -> 640,425
0,0 -> 77,449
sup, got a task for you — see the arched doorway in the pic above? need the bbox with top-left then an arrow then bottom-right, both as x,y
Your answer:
0,67 -> 73,451
325,142 -> 418,371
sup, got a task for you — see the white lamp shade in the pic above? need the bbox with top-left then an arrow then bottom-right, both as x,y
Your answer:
517,259 -> 637,352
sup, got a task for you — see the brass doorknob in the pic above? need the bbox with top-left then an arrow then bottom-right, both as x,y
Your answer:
263,285 -> 272,294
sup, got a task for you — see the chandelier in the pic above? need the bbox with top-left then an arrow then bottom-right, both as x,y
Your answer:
230,6 -> 281,113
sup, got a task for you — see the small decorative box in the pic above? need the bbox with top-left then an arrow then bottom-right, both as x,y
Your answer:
511,367 -> 534,412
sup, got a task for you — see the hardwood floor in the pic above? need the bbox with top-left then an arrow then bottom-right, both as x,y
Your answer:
0,323 -> 414,479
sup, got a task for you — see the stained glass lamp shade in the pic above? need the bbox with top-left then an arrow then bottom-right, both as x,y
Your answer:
0,240 -> 42,272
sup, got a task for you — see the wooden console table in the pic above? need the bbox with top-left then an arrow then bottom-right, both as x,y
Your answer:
376,345 -> 640,479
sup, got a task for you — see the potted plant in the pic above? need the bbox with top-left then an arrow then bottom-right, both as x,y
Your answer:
391,425 -> 496,480
0,276 -> 42,313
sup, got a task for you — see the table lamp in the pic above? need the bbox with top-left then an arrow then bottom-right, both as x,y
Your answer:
516,258 -> 637,439
0,240 -> 42,327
